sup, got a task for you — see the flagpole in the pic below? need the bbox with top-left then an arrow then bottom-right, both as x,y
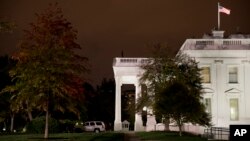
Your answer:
218,2 -> 220,30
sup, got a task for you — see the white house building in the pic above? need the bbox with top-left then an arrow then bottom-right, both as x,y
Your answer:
113,30 -> 250,134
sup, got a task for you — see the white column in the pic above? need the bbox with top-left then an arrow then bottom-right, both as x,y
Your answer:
242,61 -> 250,119
114,77 -> 122,131
134,83 -> 144,131
215,60 -> 224,126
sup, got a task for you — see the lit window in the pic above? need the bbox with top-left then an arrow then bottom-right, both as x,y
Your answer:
229,67 -> 238,83
230,99 -> 239,121
201,67 -> 210,83
204,98 -> 212,114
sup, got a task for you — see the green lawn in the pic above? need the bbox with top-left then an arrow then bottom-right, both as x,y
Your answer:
136,131 -> 208,141
0,132 -> 125,141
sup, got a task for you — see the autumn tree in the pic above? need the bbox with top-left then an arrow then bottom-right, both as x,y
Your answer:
2,3 -> 89,138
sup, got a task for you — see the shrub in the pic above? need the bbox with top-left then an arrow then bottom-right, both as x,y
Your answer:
59,119 -> 76,133
26,116 -> 59,133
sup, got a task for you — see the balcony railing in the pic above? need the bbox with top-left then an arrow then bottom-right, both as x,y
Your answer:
113,58 -> 149,67
182,39 -> 250,50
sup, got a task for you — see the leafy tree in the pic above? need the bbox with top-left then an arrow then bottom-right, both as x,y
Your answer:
156,81 -> 211,136
2,3 -> 89,138
137,43 -> 211,135
96,78 -> 115,129
137,43 -> 174,130
85,78 -> 115,130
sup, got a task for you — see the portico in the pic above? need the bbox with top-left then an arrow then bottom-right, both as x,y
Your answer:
113,58 -> 150,131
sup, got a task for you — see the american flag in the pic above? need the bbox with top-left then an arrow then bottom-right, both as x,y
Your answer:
219,6 -> 230,15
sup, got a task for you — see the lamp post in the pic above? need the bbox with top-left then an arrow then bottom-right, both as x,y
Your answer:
142,106 -> 147,127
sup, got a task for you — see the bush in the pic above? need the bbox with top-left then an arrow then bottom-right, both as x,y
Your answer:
26,116 -> 59,134
59,119 -> 76,133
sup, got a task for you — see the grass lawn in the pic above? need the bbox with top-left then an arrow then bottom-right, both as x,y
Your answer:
0,132 -> 125,141
136,131 -> 208,141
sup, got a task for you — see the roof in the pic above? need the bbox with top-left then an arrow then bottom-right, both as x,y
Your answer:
180,38 -> 250,51
180,31 -> 250,51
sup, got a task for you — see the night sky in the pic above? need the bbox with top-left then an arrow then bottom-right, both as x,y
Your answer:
1,0 -> 250,86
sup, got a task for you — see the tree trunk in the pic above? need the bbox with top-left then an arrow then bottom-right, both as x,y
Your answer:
177,119 -> 182,136
10,114 -> 14,132
27,110 -> 33,121
178,124 -> 182,136
26,100 -> 33,121
44,100 -> 49,139
164,117 -> 170,131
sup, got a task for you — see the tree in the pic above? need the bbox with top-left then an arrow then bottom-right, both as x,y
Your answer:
96,78 -> 115,130
137,43 -> 175,130
73,78 -> 115,131
156,81 -> 211,136
97,79 -> 115,118
2,3 -> 89,138
137,43 -> 211,135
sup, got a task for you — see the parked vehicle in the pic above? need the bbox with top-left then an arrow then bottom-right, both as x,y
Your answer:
74,121 -> 105,133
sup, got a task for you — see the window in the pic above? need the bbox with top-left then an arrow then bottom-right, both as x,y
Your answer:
229,67 -> 238,83
90,122 -> 95,126
201,67 -> 210,83
96,122 -> 102,125
204,98 -> 212,114
230,99 -> 239,121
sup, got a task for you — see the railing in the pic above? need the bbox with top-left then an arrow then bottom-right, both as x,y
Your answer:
204,127 -> 230,140
223,40 -> 242,45
182,39 -> 250,50
113,58 -> 149,67
195,40 -> 243,46
196,40 -> 214,46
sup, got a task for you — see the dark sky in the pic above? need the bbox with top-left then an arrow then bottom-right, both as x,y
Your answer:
1,0 -> 250,86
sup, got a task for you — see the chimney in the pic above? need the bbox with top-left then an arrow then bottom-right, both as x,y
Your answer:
212,30 -> 225,38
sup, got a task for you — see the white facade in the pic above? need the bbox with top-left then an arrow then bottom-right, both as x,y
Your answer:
180,31 -> 250,129
113,31 -> 250,133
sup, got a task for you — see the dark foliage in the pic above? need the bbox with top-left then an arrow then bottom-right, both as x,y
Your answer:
26,116 -> 59,134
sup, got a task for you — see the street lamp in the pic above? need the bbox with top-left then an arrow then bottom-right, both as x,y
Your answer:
142,106 -> 147,126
